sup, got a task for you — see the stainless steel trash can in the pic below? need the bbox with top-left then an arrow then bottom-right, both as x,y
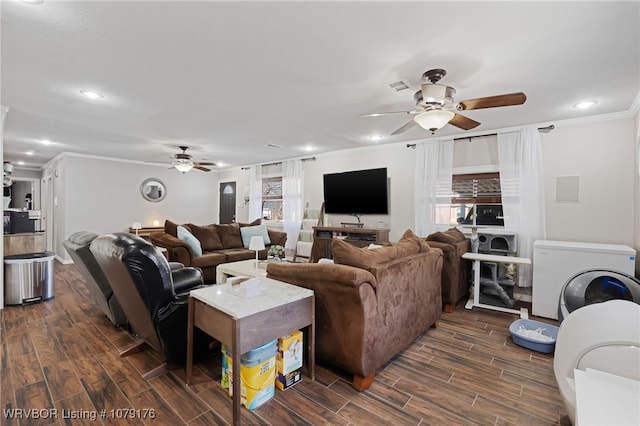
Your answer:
4,251 -> 55,305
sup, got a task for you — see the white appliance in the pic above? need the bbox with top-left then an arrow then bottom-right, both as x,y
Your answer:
532,240 -> 636,319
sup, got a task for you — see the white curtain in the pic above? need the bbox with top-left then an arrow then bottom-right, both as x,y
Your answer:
282,159 -> 303,251
414,138 -> 454,236
497,126 -> 546,287
248,165 -> 263,222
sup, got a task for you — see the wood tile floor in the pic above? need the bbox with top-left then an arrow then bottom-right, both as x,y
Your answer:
1,263 -> 570,425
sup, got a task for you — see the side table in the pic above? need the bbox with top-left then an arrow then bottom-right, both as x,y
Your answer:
462,252 -> 531,318
186,278 -> 314,426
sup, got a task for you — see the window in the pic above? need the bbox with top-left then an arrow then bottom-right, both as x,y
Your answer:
261,176 -> 283,221
450,172 -> 503,227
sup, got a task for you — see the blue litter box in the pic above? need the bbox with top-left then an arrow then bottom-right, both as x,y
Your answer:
509,319 -> 559,353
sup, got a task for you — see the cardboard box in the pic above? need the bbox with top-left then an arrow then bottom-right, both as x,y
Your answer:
277,330 -> 303,375
276,367 -> 302,391
221,340 -> 278,409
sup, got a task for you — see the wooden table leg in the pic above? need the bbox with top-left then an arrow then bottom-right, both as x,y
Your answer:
231,319 -> 241,426
185,297 -> 195,385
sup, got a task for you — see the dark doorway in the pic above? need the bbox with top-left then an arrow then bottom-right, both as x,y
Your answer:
219,182 -> 236,224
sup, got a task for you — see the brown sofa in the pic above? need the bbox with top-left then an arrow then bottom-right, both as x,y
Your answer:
266,230 -> 443,391
425,227 -> 471,312
150,219 -> 287,283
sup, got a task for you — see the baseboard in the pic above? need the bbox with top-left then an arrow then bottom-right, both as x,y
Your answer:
56,256 -> 73,265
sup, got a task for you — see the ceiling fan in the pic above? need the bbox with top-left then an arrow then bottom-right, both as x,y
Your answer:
163,146 -> 215,173
361,68 -> 526,135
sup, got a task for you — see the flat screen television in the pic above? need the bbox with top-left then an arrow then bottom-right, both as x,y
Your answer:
323,168 -> 388,215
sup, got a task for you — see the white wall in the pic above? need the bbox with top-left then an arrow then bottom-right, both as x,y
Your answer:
50,154 -> 218,261
634,109 -> 640,274
541,118 -> 635,246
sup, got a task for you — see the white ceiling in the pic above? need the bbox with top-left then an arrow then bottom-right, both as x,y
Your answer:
2,1 -> 639,171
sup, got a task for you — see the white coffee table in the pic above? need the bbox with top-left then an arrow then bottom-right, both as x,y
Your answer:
186,278 -> 315,426
216,259 -> 267,283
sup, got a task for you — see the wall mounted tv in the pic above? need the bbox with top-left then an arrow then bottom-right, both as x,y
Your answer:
323,167 -> 388,215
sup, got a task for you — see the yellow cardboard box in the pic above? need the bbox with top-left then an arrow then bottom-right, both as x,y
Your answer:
276,330 -> 303,390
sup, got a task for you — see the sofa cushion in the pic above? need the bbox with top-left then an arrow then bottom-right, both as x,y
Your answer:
177,225 -> 203,257
333,237 -> 420,272
218,223 -> 244,249
188,224 -> 223,251
240,224 -> 271,248
164,219 -> 179,237
427,227 -> 466,244
239,218 -> 262,227
190,251 -> 226,269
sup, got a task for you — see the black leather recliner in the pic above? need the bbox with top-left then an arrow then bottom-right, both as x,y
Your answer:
63,231 -> 128,327
90,232 -> 212,379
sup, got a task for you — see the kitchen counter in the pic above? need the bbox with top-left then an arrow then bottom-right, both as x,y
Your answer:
3,232 -> 46,256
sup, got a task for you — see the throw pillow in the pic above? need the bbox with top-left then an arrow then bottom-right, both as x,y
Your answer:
240,224 -> 272,248
164,219 -> 179,237
188,224 -> 223,251
401,229 -> 431,252
177,225 -> 203,257
217,223 -> 244,249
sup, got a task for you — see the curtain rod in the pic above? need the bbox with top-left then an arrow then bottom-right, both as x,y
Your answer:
405,124 -> 555,149
241,156 -> 316,170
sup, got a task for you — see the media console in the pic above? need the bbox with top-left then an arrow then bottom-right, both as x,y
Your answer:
309,226 -> 390,263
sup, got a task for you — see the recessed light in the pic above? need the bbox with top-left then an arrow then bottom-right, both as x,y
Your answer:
304,145 -> 314,152
40,139 -> 53,145
80,90 -> 104,100
25,150 -> 35,156
369,135 -> 382,142
17,161 -> 25,166
573,100 -> 597,109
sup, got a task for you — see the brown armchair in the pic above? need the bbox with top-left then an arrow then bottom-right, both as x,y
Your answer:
426,227 -> 471,312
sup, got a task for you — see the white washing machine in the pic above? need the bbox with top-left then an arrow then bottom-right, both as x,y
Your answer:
532,240 -> 636,319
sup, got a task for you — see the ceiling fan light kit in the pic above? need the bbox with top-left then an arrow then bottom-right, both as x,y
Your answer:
365,68 -> 527,136
414,110 -> 455,134
173,159 -> 194,173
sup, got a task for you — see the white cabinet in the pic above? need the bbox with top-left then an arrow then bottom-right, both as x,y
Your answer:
532,240 -> 636,319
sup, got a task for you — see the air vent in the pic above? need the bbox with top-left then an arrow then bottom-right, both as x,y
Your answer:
264,143 -> 284,149
387,80 -> 411,92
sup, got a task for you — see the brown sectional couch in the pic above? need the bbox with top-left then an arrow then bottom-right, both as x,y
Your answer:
150,220 -> 287,283
266,230 -> 443,391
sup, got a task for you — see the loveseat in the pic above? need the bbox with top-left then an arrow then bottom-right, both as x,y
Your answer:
425,227 -> 471,312
266,230 -> 443,391
150,219 -> 287,283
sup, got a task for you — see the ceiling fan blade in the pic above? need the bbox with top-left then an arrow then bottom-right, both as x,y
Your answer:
194,165 -> 211,172
449,113 -> 481,131
391,119 -> 418,135
359,110 -> 417,117
195,161 -> 215,166
458,92 -> 526,110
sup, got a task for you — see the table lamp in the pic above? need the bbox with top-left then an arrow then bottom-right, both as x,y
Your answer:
132,222 -> 142,236
249,236 -> 265,277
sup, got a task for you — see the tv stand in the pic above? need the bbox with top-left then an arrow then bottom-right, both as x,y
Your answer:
309,226 -> 390,263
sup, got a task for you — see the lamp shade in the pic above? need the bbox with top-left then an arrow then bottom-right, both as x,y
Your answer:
249,236 -> 265,251
413,109 -> 455,134
131,222 -> 142,230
